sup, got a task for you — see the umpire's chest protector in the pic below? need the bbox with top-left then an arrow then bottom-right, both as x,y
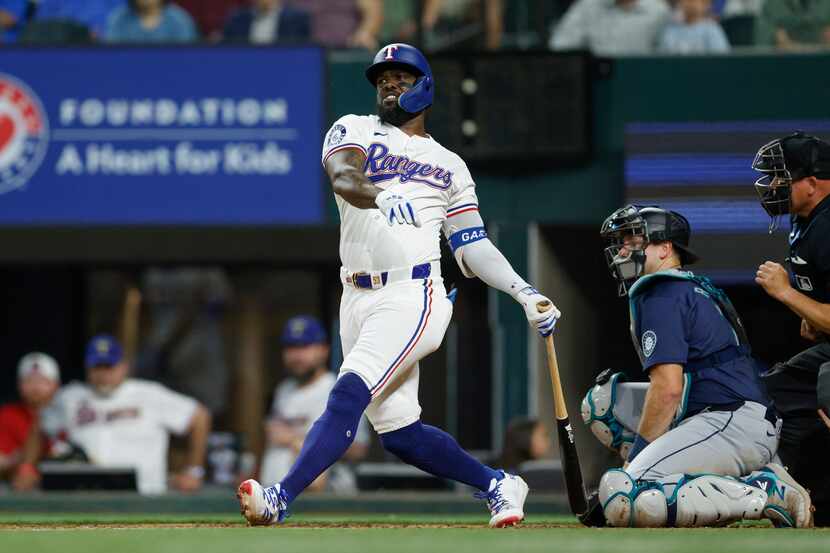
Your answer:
788,201 -> 830,304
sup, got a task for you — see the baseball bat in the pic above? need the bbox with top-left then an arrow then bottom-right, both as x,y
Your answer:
537,301 -> 588,517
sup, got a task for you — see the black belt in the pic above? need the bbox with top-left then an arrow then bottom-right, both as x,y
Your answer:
687,400 -> 778,427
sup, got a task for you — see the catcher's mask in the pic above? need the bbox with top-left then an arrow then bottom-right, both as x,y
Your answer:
600,205 -> 698,296
752,131 -> 830,232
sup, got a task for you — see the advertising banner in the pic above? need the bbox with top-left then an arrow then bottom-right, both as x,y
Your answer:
0,47 -> 324,225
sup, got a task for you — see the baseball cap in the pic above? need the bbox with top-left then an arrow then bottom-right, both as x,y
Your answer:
780,132 -> 830,181
85,334 -> 124,368
17,352 -> 61,383
281,316 -> 327,346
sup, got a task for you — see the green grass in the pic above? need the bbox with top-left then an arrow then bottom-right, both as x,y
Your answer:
0,513 -> 828,553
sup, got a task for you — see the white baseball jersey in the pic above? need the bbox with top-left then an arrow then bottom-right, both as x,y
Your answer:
260,372 -> 369,483
42,379 -> 197,494
270,372 -> 368,443
322,114 -> 480,272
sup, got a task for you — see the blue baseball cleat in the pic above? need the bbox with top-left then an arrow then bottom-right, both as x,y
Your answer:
237,479 -> 289,526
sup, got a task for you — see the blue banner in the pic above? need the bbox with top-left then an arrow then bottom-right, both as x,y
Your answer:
0,47 -> 324,225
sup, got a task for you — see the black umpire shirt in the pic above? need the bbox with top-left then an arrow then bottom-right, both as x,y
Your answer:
773,194 -> 830,526
788,194 -> 830,306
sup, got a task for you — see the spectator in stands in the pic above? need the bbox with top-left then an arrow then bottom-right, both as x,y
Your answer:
719,0 -> 762,47
260,316 -> 369,493
105,0 -> 198,43
223,0 -> 310,44
722,0 -> 763,18
0,353 -> 59,480
421,0 -> 503,51
13,335 -> 211,495
1,0 -> 125,43
756,0 -> 830,51
0,0 -> 28,43
379,0 -> 417,44
498,417 -> 550,473
173,0 -> 247,40
658,0 -> 730,54
31,0 -> 124,39
550,0 -> 671,56
290,0 -> 382,50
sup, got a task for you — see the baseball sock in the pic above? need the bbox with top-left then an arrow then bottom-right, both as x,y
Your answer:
380,420 -> 502,492
279,372 -> 370,504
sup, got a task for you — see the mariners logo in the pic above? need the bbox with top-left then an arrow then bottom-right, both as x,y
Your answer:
0,73 -> 49,195
642,330 -> 657,358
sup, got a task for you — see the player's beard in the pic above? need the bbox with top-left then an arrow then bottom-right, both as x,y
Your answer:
377,101 -> 419,127
290,364 -> 323,386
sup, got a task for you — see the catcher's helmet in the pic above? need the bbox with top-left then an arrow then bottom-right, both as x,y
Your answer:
600,205 -> 698,295
366,43 -> 433,114
752,132 -> 830,228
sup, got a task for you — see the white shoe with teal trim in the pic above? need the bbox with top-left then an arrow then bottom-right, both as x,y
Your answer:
746,463 -> 813,528
236,479 -> 289,526
476,472 -> 529,528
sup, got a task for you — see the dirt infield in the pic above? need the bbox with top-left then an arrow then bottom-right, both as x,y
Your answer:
3,520 -> 819,531
0,521 -> 578,531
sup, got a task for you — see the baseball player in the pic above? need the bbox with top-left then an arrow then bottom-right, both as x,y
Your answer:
752,132 -> 830,525
15,335 -> 212,495
584,204 -> 812,528
260,315 -> 369,491
237,43 -> 560,528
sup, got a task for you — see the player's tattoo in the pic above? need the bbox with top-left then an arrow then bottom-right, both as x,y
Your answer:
341,148 -> 365,171
325,148 -> 379,209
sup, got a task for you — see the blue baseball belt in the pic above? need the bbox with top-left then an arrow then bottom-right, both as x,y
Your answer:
341,261 -> 439,290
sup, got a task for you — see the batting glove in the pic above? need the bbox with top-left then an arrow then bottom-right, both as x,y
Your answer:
375,189 -> 421,227
516,286 -> 561,337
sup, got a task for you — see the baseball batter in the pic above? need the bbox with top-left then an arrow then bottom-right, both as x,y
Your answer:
583,205 -> 813,528
237,43 -> 560,528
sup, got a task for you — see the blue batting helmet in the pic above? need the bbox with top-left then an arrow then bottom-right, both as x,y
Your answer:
365,43 -> 434,114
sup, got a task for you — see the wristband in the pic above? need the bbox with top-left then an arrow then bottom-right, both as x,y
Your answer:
510,283 -> 535,301
627,435 -> 650,463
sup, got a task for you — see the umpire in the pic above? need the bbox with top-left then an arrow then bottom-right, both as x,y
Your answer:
753,131 -> 830,525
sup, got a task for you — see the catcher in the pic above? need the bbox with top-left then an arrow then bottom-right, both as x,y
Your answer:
580,204 -> 812,528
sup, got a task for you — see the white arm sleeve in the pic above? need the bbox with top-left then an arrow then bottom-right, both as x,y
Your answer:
460,237 -> 532,300
441,160 -> 533,299
445,209 -> 530,298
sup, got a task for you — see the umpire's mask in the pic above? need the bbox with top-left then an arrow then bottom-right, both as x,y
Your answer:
752,131 -> 830,232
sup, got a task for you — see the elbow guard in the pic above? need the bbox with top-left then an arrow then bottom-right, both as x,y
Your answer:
448,227 -> 488,278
